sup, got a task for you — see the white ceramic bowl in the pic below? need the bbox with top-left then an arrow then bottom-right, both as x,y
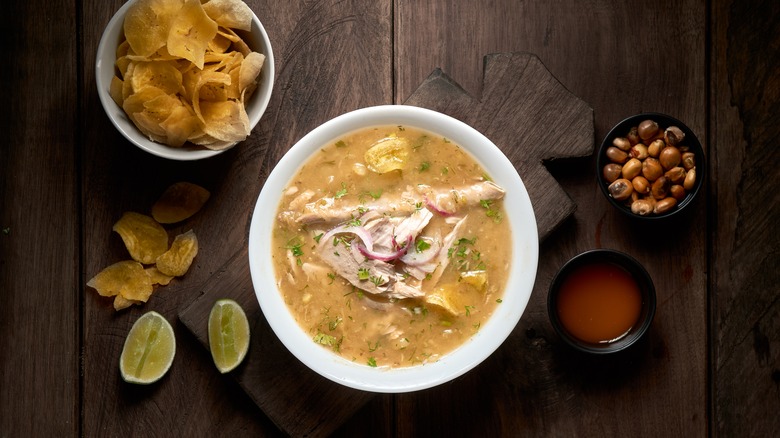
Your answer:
95,0 -> 275,160
248,105 -> 539,393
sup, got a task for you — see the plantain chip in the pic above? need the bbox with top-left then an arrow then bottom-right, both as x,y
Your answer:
87,260 -> 153,302
112,212 -> 169,265
151,182 -> 211,224
167,0 -> 218,70
156,230 -> 199,277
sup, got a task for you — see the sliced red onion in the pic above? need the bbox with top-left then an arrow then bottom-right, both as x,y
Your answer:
400,237 -> 440,266
319,224 -> 374,251
357,235 -> 412,262
424,196 -> 455,217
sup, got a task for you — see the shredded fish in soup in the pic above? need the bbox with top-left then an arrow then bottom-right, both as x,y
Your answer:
272,125 -> 512,368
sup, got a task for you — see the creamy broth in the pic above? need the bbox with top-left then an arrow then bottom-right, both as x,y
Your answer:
272,125 -> 511,368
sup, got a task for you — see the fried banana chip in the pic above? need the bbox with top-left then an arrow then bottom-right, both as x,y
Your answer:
364,135 -> 410,173
156,230 -> 199,277
167,0 -> 218,70
87,260 -> 153,302
130,61 -> 183,95
202,0 -> 254,31
145,266 -> 174,286
113,212 -> 169,265
151,182 -> 211,224
239,51 -> 265,97
124,0 -> 184,57
114,294 -> 142,311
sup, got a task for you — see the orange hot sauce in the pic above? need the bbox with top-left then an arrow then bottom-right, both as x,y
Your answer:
556,262 -> 642,344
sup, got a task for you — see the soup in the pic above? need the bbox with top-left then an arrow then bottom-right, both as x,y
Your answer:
271,125 -> 512,368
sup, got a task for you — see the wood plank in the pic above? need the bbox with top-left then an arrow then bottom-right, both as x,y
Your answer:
710,0 -> 780,436
0,0 -> 79,434
395,1 -> 708,435
81,0 -> 392,435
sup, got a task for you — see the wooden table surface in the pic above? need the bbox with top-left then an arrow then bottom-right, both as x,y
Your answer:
2,0 -> 778,436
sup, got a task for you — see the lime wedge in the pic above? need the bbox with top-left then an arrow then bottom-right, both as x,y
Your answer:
208,299 -> 250,373
119,311 -> 176,384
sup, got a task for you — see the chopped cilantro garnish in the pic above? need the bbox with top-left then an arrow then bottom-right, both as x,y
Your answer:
327,272 -> 336,284
328,316 -> 343,331
368,340 -> 380,352
479,199 -> 502,222
313,233 -> 324,243
411,135 -> 429,149
369,275 -> 384,286
358,268 -> 370,280
335,140 -> 347,148
334,182 -> 348,199
419,161 -> 431,172
496,298 -> 503,303
285,237 -> 304,265
367,357 -> 377,367
456,237 -> 476,246
415,239 -> 431,253
358,189 -> 382,203
449,236 -> 487,271
286,240 -> 304,256
313,333 -> 341,351
464,305 -> 475,316
441,167 -> 449,175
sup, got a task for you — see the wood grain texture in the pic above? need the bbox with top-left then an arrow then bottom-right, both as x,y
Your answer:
395,0 -> 708,436
710,0 -> 780,436
4,0 -> 778,435
0,0 -> 79,434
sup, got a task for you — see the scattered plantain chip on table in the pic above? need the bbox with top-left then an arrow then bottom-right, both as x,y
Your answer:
87,182 -> 209,311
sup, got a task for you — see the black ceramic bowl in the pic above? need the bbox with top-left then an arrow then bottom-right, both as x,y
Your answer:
596,112 -> 705,220
547,249 -> 656,354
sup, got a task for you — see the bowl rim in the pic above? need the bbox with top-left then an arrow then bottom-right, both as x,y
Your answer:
247,104 -> 539,393
596,112 -> 705,220
95,0 -> 275,161
547,248 -> 656,354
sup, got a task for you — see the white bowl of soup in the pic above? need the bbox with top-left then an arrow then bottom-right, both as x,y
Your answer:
248,105 -> 538,393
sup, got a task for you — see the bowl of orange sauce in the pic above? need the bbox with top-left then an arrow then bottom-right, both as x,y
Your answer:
547,249 -> 656,354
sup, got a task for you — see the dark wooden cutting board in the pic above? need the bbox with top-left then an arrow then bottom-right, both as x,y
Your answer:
178,52 -> 593,437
